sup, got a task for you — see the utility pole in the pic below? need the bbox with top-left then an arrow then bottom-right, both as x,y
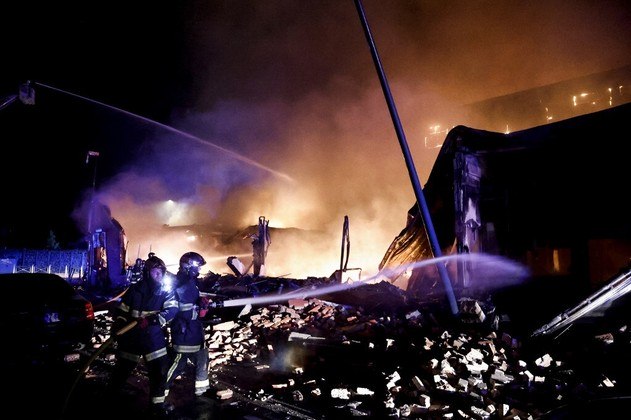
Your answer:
354,0 -> 458,315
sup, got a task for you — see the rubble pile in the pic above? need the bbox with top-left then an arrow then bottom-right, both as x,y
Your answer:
80,278 -> 631,419
196,290 -> 619,419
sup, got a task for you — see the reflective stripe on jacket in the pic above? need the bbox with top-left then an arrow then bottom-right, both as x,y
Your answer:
115,277 -> 177,359
170,272 -> 205,353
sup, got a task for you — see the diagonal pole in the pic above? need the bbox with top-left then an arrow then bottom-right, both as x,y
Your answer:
354,0 -> 458,315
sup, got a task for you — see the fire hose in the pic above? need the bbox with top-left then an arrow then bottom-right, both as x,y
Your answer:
199,291 -> 225,308
60,298 -> 221,417
61,316 -> 145,417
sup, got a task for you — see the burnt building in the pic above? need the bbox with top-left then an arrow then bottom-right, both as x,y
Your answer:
383,100 -> 631,299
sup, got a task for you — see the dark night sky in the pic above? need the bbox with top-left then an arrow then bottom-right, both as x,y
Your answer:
1,1 -> 189,247
1,1 -> 630,275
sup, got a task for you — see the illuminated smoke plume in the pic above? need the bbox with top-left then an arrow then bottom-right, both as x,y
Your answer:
78,1 -> 630,278
94,86 -> 428,278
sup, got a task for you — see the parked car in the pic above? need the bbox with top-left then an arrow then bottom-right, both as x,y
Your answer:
0,272 -> 95,361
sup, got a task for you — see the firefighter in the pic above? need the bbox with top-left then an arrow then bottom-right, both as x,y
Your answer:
165,251 -> 211,399
109,255 -> 178,416
128,257 -> 144,284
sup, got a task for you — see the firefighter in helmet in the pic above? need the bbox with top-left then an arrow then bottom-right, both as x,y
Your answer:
110,255 -> 178,416
165,251 -> 211,399
128,257 -> 144,284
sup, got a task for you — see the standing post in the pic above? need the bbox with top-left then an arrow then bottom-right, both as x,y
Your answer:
354,0 -> 458,315
85,150 -> 100,289
86,150 -> 100,234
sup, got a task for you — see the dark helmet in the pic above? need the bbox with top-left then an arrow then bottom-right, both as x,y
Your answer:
144,256 -> 167,274
179,251 -> 206,275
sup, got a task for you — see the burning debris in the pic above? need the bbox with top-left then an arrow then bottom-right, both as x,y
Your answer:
64,269 -> 631,419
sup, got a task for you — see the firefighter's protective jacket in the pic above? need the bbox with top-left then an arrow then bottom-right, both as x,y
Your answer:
114,276 -> 178,361
170,271 -> 204,353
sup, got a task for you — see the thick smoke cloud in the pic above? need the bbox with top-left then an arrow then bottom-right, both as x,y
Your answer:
84,1 -> 630,277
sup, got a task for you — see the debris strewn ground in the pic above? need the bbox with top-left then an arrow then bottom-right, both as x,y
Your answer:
61,275 -> 631,419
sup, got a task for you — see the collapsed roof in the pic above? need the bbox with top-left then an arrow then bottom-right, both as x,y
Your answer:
381,101 -> 631,299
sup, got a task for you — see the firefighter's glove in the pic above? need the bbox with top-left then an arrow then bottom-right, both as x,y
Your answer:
138,314 -> 160,329
199,296 -> 211,309
198,296 -> 210,318
137,317 -> 149,329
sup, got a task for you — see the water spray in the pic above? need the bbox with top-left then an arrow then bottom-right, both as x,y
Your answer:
219,253 -> 529,308
32,81 -> 295,183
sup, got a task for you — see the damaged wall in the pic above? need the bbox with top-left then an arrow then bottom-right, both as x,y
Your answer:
382,101 -> 631,294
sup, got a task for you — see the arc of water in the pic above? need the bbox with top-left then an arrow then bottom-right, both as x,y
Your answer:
223,253 -> 529,308
33,81 -> 294,183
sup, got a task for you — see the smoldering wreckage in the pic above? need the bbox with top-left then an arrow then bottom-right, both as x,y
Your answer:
39,102 -> 631,419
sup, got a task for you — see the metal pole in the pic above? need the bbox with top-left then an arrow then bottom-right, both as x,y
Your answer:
353,0 -> 458,315
87,154 -> 98,234
85,151 -> 99,289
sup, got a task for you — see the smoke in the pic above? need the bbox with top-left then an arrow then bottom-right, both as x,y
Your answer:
94,82 -> 427,278
74,1 -> 630,278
